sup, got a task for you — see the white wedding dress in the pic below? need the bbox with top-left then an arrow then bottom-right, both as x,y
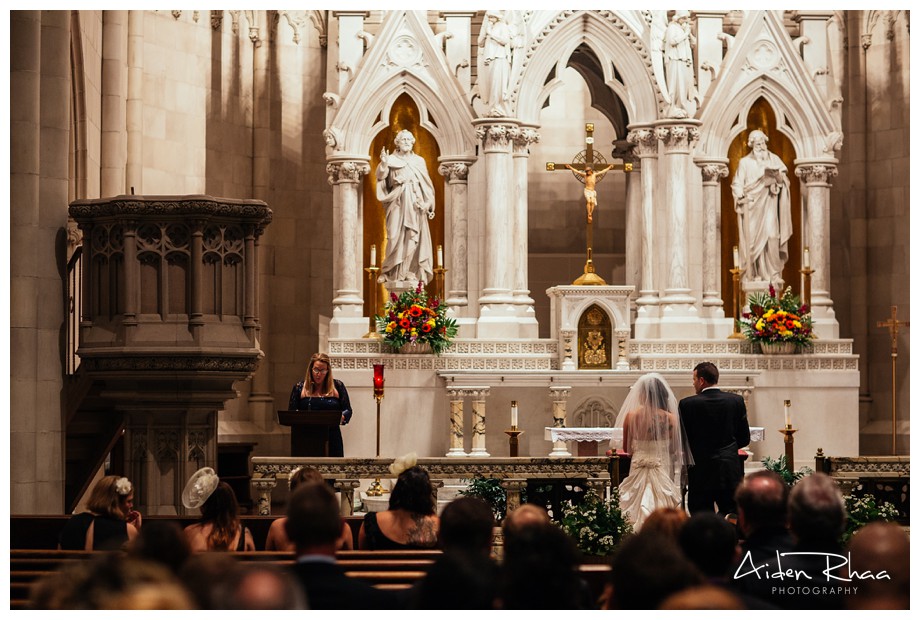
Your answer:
617,440 -> 682,530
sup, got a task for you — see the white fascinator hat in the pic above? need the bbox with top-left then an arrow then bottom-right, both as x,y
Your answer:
182,467 -> 220,509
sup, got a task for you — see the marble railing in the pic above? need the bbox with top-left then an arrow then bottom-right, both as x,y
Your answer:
251,456 -> 611,516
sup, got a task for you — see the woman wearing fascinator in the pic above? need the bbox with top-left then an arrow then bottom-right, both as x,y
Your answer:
59,475 -> 141,550
358,454 -> 439,550
182,467 -> 255,552
610,373 -> 693,530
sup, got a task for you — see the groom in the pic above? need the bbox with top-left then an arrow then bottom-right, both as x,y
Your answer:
679,362 -> 751,515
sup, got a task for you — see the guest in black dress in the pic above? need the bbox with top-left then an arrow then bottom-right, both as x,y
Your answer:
59,475 -> 141,550
359,463 -> 439,550
288,352 -> 353,457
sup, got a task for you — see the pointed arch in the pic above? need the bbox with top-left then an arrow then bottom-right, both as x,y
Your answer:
514,10 -> 661,126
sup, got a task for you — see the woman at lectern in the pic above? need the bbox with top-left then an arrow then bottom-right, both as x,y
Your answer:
289,352 -> 352,457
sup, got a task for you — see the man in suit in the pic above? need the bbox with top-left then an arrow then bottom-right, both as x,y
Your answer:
285,482 -> 403,609
679,362 -> 750,515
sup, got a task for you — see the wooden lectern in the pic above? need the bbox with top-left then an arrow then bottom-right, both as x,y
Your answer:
277,410 -> 341,457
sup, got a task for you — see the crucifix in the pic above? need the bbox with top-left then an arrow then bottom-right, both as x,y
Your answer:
546,123 -> 632,285
877,305 -> 909,455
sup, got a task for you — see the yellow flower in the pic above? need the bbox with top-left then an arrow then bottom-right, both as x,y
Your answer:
755,319 -> 765,331
764,309 -> 775,319
792,320 -> 802,328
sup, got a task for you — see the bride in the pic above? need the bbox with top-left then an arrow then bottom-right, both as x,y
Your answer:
611,373 -> 692,530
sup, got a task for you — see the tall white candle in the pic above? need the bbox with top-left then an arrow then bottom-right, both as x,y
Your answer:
732,246 -> 740,268
784,400 -> 791,427
803,247 -> 810,269
370,244 -> 376,267
437,245 -> 443,268
511,400 -> 518,428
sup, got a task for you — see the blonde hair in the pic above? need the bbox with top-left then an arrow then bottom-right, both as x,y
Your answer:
303,353 -> 335,396
86,475 -> 131,520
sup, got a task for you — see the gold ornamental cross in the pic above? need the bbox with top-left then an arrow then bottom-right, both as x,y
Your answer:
877,305 -> 909,455
545,123 -> 632,286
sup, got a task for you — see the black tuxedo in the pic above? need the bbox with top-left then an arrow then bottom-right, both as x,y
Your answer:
678,387 -> 750,514
290,559 -> 405,610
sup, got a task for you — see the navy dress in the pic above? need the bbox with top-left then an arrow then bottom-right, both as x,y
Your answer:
288,378 -> 353,457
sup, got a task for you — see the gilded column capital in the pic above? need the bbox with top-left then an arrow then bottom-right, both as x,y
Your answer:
325,159 -> 370,184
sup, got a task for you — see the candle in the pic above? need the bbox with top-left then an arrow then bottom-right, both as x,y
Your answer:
732,246 -> 740,269
803,247 -> 810,269
370,244 -> 376,267
784,399 -> 791,428
373,364 -> 385,397
437,245 -> 443,268
511,400 -> 518,428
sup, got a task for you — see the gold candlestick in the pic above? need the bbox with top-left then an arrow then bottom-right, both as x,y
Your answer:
363,266 -> 381,339
800,266 -> 815,308
504,428 -> 524,457
780,425 -> 796,472
433,266 -> 447,301
728,266 -> 746,339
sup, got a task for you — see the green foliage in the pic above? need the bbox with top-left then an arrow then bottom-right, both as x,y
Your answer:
558,488 -> 632,557
459,476 -> 521,523
761,455 -> 812,486
842,492 -> 900,544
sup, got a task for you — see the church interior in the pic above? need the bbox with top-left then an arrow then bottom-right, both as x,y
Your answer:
8,9 -> 910,609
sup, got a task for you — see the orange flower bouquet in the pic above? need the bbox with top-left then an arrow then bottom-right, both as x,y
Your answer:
376,282 -> 457,354
739,285 -> 814,349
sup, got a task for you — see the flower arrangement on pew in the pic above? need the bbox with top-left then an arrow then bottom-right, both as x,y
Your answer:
376,282 -> 457,354
558,488 -> 632,557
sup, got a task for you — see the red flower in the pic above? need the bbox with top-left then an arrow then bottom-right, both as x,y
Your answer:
399,318 -> 410,329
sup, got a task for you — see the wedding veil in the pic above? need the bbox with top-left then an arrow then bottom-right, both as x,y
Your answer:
610,373 -> 693,485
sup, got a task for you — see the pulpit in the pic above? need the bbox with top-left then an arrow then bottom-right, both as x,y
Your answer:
277,410 -> 341,457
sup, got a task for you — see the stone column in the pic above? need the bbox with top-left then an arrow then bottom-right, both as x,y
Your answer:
656,120 -> 702,338
627,126 -> 661,333
445,387 -> 467,457
696,158 -> 729,314
510,125 -> 540,336
472,119 -> 518,338
795,162 -> 840,338
327,158 -> 371,338
469,387 -> 491,457
560,329 -> 576,371
501,479 -> 527,514
126,10 -> 144,192
549,386 -> 572,457
100,10 -> 128,197
613,141 -> 641,292
334,479 -> 361,516
615,328 -> 630,370
253,479 -> 277,516
437,158 -> 475,309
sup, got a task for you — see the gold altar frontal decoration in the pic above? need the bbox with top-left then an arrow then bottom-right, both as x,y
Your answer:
578,304 -> 612,369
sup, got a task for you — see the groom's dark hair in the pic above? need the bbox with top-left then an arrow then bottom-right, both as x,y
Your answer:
693,362 -> 719,385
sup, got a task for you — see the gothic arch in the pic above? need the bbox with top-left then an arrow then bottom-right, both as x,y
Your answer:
514,11 -> 661,126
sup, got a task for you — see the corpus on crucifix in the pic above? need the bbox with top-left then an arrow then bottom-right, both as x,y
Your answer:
546,123 -> 632,285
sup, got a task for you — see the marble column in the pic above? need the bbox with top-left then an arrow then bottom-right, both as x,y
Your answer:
126,10 -> 144,192
615,328 -> 630,370
656,120 -> 702,338
437,158 -> 475,309
560,329 -> 576,371
445,387 -> 467,457
334,479 -> 361,516
253,479 -> 277,516
696,158 -> 729,314
613,140 -> 641,293
473,119 -> 518,338
327,158 -> 371,338
510,125 -> 540,336
501,479 -> 527,514
549,386 -> 572,457
100,10 -> 128,197
795,162 -> 840,338
627,126 -> 661,334
469,387 -> 491,457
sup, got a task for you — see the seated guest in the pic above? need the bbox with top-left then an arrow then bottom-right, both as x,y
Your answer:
265,466 -> 353,551
640,506 -> 688,543
216,564 -> 307,610
412,496 -> 498,609
845,521 -> 910,610
59,475 -> 141,550
359,457 -> 439,550
182,468 -> 255,552
660,584 -> 743,610
129,520 -> 191,575
604,532 -> 703,609
286,483 -> 404,609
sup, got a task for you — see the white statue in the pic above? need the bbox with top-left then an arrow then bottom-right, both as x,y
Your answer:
656,10 -> 699,118
731,130 -> 793,284
477,10 -> 516,116
376,129 -> 436,286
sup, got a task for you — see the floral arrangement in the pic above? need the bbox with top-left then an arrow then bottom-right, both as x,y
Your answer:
760,455 -> 812,486
376,282 -> 457,354
558,488 -> 632,557
460,475 -> 527,523
843,492 -> 900,544
739,285 -> 814,347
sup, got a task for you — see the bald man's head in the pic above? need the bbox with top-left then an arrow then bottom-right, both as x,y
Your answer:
734,470 -> 788,535
846,522 -> 909,609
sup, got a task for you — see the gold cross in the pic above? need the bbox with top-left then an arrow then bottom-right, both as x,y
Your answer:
545,123 -> 633,177
877,305 -> 909,357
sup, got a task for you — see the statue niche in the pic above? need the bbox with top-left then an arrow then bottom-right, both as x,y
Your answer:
577,304 -> 612,370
